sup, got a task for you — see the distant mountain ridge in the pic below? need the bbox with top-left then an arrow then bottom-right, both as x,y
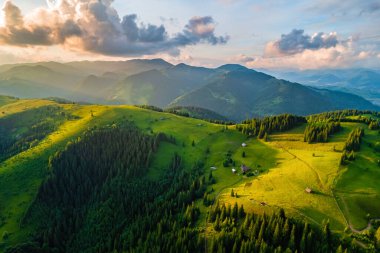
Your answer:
0,59 -> 378,121
268,68 -> 380,106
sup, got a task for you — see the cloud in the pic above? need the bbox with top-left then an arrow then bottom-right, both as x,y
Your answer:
265,29 -> 339,57
239,30 -> 379,70
231,54 -> 255,63
174,16 -> 229,46
0,0 -> 228,56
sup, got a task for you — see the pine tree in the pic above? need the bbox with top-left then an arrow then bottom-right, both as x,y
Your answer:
336,245 -> 343,253
258,220 -> 265,242
232,241 -> 238,253
323,220 -> 332,251
232,202 -> 238,219
273,223 -> 280,246
238,205 -> 245,219
288,225 -> 296,251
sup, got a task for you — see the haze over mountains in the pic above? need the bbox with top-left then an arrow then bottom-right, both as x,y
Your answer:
0,59 -> 378,121
269,68 -> 380,106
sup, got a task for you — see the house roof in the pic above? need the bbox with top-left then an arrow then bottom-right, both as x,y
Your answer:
241,164 -> 251,172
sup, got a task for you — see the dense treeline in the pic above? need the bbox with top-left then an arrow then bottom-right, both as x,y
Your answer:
340,128 -> 364,165
208,204 -> 345,253
0,106 -> 74,162
307,110 -> 380,122
304,121 -> 341,143
135,104 -> 164,112
136,104 -> 235,125
165,106 -> 235,124
237,114 -> 306,138
308,110 -> 380,130
344,128 -> 365,152
165,107 -> 191,117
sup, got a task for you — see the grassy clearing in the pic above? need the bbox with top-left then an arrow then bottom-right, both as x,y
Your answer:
0,99 -> 56,118
215,123 -> 356,231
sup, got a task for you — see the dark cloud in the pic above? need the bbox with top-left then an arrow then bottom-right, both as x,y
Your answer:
275,29 -> 339,55
181,16 -> 229,45
121,14 -> 167,43
0,0 -> 229,56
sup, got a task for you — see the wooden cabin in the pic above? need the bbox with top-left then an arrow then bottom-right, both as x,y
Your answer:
305,187 -> 313,194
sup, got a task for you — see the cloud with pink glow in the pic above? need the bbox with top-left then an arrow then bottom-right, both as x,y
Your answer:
0,0 -> 228,56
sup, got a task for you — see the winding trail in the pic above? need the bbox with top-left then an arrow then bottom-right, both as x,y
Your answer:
277,143 -> 324,190
337,192 -> 380,233
277,143 -> 351,231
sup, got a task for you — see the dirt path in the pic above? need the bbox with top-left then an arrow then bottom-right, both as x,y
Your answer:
277,143 -> 324,190
334,191 -> 380,233
278,143 -> 353,233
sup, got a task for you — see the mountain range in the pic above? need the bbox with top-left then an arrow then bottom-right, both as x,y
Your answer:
268,68 -> 380,106
0,59 -> 378,121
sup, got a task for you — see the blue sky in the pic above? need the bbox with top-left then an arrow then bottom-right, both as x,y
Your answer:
0,0 -> 379,69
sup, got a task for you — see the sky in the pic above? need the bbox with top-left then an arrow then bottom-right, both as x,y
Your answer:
0,0 -> 379,70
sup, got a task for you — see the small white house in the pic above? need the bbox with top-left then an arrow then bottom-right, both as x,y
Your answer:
210,166 -> 217,170
232,168 -> 237,174
242,143 -> 247,147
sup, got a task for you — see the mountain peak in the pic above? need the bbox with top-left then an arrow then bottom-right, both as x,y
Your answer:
174,63 -> 191,69
217,64 -> 249,72
127,58 -> 172,67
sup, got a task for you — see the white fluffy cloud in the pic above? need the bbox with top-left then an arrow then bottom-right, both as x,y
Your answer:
0,0 -> 228,56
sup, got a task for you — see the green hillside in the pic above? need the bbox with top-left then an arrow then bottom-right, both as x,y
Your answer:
0,96 -> 17,107
0,99 -> 379,252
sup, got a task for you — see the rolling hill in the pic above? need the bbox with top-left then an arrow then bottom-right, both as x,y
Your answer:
0,96 -> 379,252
